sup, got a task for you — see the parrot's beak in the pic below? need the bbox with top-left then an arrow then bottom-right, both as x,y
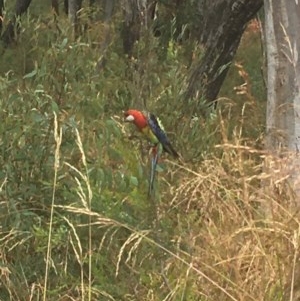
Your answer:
124,114 -> 135,122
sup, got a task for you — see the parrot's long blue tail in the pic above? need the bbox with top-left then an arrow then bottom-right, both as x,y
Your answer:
148,148 -> 158,196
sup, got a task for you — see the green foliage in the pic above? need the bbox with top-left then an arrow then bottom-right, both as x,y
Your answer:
0,6 -> 293,301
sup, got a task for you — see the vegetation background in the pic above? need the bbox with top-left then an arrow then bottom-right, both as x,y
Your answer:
0,1 -> 297,301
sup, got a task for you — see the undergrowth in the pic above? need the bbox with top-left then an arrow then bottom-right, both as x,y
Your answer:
0,6 -> 296,301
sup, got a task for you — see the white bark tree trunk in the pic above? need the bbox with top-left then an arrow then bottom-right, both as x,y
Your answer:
265,0 -> 300,200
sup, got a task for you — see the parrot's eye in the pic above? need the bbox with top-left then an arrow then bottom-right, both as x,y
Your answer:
125,114 -> 135,122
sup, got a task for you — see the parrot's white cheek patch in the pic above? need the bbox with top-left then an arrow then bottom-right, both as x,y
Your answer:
125,115 -> 135,122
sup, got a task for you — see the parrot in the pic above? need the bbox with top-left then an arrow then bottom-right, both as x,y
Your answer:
124,109 -> 179,158
124,109 -> 178,196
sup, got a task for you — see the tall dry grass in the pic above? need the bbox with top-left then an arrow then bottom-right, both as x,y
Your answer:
45,111 -> 299,301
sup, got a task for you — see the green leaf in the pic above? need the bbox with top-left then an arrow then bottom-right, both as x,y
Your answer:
30,110 -> 44,123
156,164 -> 164,172
130,176 -> 138,186
60,38 -> 68,49
51,101 -> 59,113
23,69 -> 37,79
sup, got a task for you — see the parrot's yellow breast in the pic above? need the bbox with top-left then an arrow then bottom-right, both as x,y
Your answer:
141,126 -> 159,144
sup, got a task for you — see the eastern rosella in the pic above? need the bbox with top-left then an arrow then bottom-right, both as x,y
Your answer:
124,109 -> 178,196
124,109 -> 179,158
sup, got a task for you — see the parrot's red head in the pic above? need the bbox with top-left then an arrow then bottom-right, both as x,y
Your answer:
124,109 -> 148,130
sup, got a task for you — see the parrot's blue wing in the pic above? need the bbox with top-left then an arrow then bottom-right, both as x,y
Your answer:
147,113 -> 179,158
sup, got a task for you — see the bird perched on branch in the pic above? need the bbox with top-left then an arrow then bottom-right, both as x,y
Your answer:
124,109 -> 179,196
124,109 -> 179,158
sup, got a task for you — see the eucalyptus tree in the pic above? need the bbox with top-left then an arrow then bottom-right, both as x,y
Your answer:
264,0 -> 300,200
0,0 -> 263,107
120,0 -> 263,107
184,0 -> 263,105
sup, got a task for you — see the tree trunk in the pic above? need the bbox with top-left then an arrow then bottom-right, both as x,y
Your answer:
51,0 -> 59,15
64,0 -> 68,14
184,0 -> 263,105
96,0 -> 115,70
122,0 -> 157,57
15,0 -> 32,15
265,0 -> 300,201
68,0 -> 83,38
1,0 -> 32,45
0,0 -> 4,33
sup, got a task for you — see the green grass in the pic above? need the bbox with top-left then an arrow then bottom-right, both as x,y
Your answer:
0,8 -> 296,301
